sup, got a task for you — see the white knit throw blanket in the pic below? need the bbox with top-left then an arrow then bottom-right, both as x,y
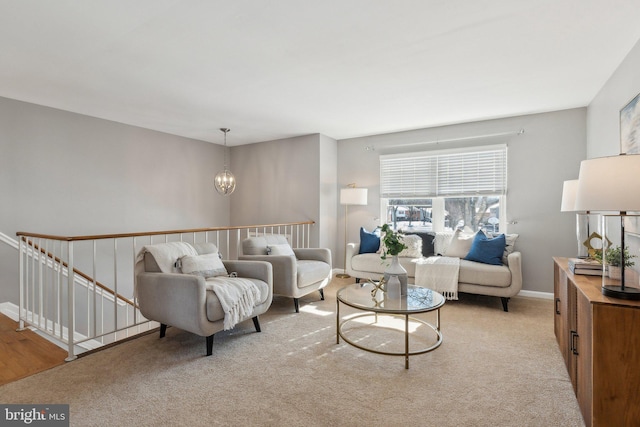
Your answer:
136,242 -> 198,273
206,277 -> 260,330
414,256 -> 460,300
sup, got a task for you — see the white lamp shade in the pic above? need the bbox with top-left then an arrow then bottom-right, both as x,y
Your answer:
575,154 -> 640,212
560,179 -> 578,212
340,188 -> 368,205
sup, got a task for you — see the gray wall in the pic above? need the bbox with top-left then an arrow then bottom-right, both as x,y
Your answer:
9,42 -> 636,302
587,38 -> 640,157
0,97 -> 229,304
337,108 -> 587,293
318,134 -> 338,250
230,133 -> 338,249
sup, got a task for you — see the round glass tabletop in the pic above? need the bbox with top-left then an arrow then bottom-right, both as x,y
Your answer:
337,282 -> 445,314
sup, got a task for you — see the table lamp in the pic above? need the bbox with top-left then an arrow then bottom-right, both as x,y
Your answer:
575,154 -> 640,299
336,184 -> 368,278
561,179 -> 591,258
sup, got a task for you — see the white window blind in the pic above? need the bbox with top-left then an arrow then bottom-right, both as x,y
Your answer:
380,146 -> 507,198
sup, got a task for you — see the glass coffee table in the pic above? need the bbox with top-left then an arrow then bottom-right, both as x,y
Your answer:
336,282 -> 445,369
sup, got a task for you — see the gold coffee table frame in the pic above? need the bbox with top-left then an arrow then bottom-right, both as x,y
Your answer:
336,283 -> 444,369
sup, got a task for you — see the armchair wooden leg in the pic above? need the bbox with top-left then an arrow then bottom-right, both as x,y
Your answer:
294,298 -> 300,313
206,334 -> 214,356
501,297 -> 510,312
160,324 -> 167,338
252,316 -> 261,333
319,289 -> 325,301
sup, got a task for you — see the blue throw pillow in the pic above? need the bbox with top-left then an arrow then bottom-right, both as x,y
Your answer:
464,230 -> 506,265
359,227 -> 380,254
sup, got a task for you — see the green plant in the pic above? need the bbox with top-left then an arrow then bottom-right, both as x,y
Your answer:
379,224 -> 407,259
593,245 -> 636,267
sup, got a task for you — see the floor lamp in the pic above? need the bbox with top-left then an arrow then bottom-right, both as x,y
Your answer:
575,154 -> 640,300
336,184 -> 368,279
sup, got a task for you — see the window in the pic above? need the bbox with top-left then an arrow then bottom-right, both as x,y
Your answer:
380,145 -> 507,233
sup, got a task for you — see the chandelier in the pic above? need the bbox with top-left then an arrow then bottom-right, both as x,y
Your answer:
214,128 -> 236,195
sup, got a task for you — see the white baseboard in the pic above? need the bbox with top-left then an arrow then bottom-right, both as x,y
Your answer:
0,302 -> 19,321
518,290 -> 554,300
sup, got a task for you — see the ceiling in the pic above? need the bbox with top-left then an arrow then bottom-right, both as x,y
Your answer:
1,1 -> 640,146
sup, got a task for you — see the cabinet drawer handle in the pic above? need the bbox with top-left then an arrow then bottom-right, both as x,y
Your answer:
555,298 -> 561,315
570,331 -> 579,355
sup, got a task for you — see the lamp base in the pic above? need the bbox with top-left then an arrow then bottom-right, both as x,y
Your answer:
336,273 -> 351,279
602,285 -> 640,300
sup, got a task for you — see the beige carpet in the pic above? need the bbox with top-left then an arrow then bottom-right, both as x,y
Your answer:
0,278 -> 584,426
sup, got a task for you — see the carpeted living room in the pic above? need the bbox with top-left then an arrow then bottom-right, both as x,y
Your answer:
0,278 -> 584,426
2,2 -> 640,426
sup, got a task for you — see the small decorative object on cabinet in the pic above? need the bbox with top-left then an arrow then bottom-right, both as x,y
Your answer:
554,257 -> 640,426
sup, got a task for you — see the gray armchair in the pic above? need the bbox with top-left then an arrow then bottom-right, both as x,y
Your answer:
136,242 -> 273,356
239,235 -> 331,313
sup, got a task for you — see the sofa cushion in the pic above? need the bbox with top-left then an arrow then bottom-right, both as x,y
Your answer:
359,227 -> 380,254
464,231 -> 506,266
267,244 -> 295,256
296,260 -> 331,288
351,253 -> 417,277
444,229 -> 476,258
459,259 -> 512,288
180,252 -> 228,278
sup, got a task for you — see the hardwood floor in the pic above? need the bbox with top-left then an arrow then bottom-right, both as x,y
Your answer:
0,313 -> 67,386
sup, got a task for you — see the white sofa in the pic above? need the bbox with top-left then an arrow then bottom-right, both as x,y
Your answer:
345,231 -> 522,311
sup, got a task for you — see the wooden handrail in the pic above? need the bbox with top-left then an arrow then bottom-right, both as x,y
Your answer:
22,237 -> 136,308
17,221 -> 315,308
16,221 -> 315,242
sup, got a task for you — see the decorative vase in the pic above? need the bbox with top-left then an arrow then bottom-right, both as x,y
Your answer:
386,275 -> 401,299
384,255 -> 408,295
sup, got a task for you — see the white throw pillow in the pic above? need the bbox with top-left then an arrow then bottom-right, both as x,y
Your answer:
397,234 -> 423,258
444,229 -> 476,258
267,244 -> 295,256
501,233 -> 519,263
180,252 -> 228,278
433,232 -> 454,255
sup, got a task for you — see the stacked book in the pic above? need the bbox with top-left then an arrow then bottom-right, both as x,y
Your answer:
568,258 -> 604,276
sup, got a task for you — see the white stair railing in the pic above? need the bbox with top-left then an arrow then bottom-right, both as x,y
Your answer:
13,221 -> 314,361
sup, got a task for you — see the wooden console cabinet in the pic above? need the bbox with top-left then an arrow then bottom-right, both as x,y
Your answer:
553,257 -> 640,426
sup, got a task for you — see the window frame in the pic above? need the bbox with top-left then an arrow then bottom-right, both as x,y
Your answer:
379,144 -> 508,233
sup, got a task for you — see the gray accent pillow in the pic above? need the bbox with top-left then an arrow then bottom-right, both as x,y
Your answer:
179,252 -> 228,278
266,244 -> 295,256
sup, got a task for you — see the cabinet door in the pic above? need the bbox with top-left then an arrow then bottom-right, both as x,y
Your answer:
554,267 -> 572,371
591,304 -> 640,426
554,264 -> 564,344
576,289 -> 592,426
